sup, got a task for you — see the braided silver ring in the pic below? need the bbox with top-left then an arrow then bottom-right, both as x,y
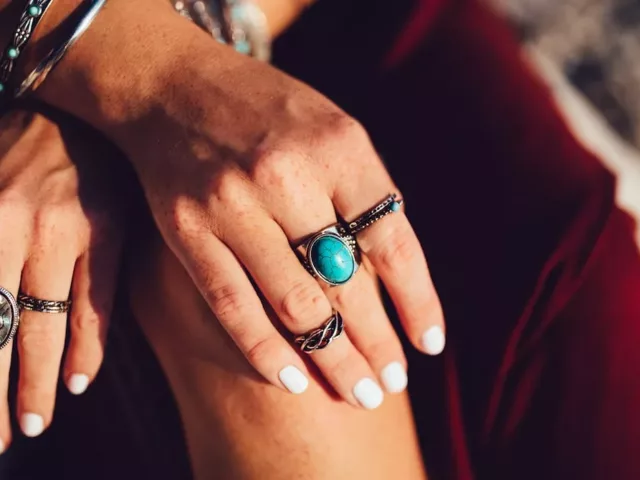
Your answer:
346,193 -> 404,236
294,311 -> 344,353
0,287 -> 19,350
18,293 -> 71,314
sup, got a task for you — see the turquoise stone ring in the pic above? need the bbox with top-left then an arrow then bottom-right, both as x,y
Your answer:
297,225 -> 359,286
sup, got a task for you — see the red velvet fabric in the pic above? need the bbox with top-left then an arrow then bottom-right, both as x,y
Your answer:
280,1 -> 640,478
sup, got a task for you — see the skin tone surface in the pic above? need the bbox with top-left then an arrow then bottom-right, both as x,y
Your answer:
129,229 -> 428,480
0,0 -> 443,459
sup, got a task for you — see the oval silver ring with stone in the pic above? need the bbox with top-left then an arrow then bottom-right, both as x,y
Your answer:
0,287 -> 19,350
296,225 -> 360,287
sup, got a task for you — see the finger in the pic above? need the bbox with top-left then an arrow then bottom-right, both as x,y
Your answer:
268,182 -> 407,394
63,239 -> 120,395
221,210 -> 384,409
18,253 -> 75,438
0,239 -> 25,452
332,159 -> 446,356
172,232 -> 312,396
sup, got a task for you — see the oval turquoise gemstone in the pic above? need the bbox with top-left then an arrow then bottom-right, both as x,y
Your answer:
309,235 -> 355,285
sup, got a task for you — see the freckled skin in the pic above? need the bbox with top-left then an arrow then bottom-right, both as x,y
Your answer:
310,235 -> 355,284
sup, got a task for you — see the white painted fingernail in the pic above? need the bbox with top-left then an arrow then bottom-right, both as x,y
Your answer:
353,378 -> 384,410
381,362 -> 408,393
279,366 -> 309,394
0,437 -> 5,454
21,413 -> 44,438
421,326 -> 446,355
68,374 -> 90,395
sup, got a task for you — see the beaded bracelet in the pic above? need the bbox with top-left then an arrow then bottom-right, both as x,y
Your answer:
0,0 -> 54,96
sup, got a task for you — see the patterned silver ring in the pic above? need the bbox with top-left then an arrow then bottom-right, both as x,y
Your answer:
346,193 -> 404,236
294,311 -> 344,353
18,293 -> 71,314
296,224 -> 360,286
0,287 -> 19,350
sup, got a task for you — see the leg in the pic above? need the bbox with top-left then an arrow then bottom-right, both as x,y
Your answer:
129,232 -> 427,480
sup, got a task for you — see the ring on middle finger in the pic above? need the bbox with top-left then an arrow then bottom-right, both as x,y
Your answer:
296,224 -> 360,286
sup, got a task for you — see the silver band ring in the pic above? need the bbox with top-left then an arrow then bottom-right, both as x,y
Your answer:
294,311 -> 344,353
0,287 -> 19,350
346,193 -> 404,236
18,293 -> 71,314
296,224 -> 360,286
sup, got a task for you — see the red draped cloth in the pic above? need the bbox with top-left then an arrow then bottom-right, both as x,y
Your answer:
278,1 -> 640,478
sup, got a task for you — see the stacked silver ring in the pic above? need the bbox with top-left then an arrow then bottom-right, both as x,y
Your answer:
346,193 -> 404,236
292,193 -> 405,354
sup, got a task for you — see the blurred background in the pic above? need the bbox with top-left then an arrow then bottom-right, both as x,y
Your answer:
488,0 -> 640,242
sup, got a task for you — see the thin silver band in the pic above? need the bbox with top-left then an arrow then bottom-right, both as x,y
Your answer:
18,293 -> 71,314
346,193 -> 404,236
15,0 -> 107,98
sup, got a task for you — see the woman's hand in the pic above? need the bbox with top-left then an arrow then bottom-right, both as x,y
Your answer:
0,111 -> 124,448
35,0 -> 445,408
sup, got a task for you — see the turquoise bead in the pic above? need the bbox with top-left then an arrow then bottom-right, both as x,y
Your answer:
7,48 -> 18,59
309,235 -> 355,285
391,201 -> 401,212
28,5 -> 42,16
0,83 -> 4,93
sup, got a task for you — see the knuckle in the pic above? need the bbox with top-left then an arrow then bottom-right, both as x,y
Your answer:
247,148 -> 294,188
208,284 -> 257,323
370,223 -> 421,271
324,113 -> 368,145
71,313 -> 103,333
18,323 -> 63,359
244,335 -> 280,367
322,349 -> 356,380
281,281 -> 330,328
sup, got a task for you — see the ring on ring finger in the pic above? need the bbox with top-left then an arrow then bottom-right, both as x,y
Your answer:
17,293 -> 71,314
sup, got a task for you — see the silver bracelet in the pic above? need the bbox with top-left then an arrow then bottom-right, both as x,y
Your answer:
172,0 -> 271,61
15,0 -> 107,99
0,0 -> 55,96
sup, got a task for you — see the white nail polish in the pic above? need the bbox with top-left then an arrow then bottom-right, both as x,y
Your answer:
68,374 -> 90,395
21,413 -> 44,438
353,378 -> 384,410
381,362 -> 408,393
0,437 -> 5,454
421,326 -> 446,355
278,366 -> 309,394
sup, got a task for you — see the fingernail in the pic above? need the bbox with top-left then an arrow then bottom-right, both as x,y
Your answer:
0,437 -> 5,454
278,365 -> 309,394
421,326 -> 446,355
353,378 -> 384,410
381,362 -> 408,393
68,374 -> 90,395
21,413 -> 44,438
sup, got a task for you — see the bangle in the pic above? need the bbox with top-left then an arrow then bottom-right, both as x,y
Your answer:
171,0 -> 271,61
15,0 -> 107,99
0,0 -> 55,96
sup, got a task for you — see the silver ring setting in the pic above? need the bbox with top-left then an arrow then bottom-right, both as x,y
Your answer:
296,225 -> 360,286
0,287 -> 19,350
294,311 -> 344,353
347,193 -> 404,236
17,293 -> 71,314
